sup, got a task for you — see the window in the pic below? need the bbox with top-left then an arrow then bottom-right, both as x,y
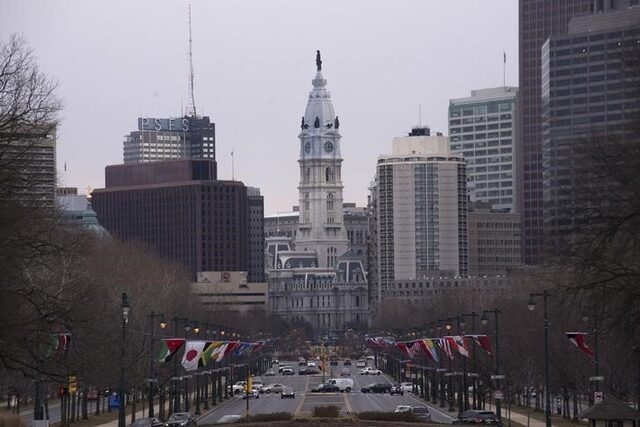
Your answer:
327,193 -> 334,211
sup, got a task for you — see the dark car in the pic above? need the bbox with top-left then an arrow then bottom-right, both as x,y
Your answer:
311,383 -> 340,393
343,360 -> 352,366
298,367 -> 320,375
360,382 -> 392,393
456,410 -> 500,425
389,385 -> 404,396
131,418 -> 164,427
281,386 -> 295,399
298,360 -> 307,366
412,406 -> 431,421
164,413 -> 196,427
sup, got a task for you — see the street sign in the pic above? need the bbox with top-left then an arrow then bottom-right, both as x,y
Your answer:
594,392 -> 603,403
494,391 -> 503,400
491,374 -> 506,380
68,376 -> 77,394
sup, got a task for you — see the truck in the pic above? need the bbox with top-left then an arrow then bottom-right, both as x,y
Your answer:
324,377 -> 354,392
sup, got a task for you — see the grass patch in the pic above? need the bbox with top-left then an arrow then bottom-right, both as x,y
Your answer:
312,406 -> 340,418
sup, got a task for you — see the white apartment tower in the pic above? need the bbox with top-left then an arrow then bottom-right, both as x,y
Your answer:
374,127 -> 468,301
295,50 -> 349,268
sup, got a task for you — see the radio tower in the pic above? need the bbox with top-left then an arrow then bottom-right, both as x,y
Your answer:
186,2 -> 197,117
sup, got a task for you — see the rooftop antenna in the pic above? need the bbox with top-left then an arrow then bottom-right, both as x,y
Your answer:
231,149 -> 235,180
419,104 -> 422,127
186,2 -> 197,117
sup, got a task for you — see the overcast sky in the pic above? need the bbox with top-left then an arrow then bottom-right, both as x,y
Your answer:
3,0 -> 518,215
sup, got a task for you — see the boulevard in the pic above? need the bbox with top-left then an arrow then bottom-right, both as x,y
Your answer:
198,361 -> 457,424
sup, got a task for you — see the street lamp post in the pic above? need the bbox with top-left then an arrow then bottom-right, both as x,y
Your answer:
528,291 -> 551,427
459,312 -> 478,411
481,308 -> 502,422
582,307 -> 603,400
147,312 -> 166,418
118,293 -> 131,427
171,316 -> 188,413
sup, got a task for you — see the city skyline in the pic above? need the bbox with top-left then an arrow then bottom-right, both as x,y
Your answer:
2,0 -> 518,214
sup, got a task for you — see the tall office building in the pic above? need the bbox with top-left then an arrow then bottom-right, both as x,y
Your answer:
373,127 -> 468,304
123,115 -> 216,171
247,187 -> 265,283
92,159 -> 249,280
542,2 -> 640,243
267,52 -> 369,335
449,87 -> 519,213
519,0 -> 591,264
0,125 -> 57,207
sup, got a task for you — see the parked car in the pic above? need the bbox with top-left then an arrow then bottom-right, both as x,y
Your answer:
164,413 -> 196,427
325,378 -> 354,392
281,386 -> 295,399
307,361 -> 317,367
394,405 -> 412,413
340,368 -> 351,377
241,387 -> 260,399
215,414 -> 241,424
343,359 -> 352,366
298,360 -> 307,366
311,383 -> 340,393
231,381 -> 246,395
355,360 -> 367,368
298,367 -> 320,375
279,364 -> 292,373
329,359 -> 338,366
360,382 -> 392,393
358,367 -> 382,375
390,385 -> 404,396
132,418 -> 164,427
263,383 -> 286,394
400,382 -> 414,393
456,410 -> 501,425
412,406 -> 431,421
265,368 -> 276,376
281,367 -> 294,375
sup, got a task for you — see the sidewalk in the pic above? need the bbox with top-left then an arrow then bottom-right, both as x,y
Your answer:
485,402 -> 550,427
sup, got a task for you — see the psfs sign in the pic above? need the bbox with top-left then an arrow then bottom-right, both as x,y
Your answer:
138,117 -> 190,132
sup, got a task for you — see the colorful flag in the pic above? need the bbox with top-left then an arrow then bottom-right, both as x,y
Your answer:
408,341 -> 421,359
211,342 -> 229,363
565,332 -> 595,360
181,340 -> 207,371
469,335 -> 493,356
47,333 -> 72,358
158,338 -> 185,363
453,336 -> 470,358
438,338 -> 454,360
420,339 -> 439,362
233,342 -> 254,357
395,341 -> 411,357
201,341 -> 223,366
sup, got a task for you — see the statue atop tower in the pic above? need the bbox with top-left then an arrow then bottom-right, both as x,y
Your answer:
316,50 -> 322,71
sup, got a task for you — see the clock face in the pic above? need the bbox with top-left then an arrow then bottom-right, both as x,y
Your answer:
304,141 -> 311,153
324,141 -> 334,153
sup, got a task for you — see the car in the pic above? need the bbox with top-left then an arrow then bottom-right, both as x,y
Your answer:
400,382 -> 414,393
251,377 -> 264,391
456,409 -> 501,425
241,387 -> 260,399
411,406 -> 431,421
215,414 -> 242,424
307,361 -> 317,367
329,359 -> 338,366
263,383 -> 286,394
311,383 -> 340,392
131,418 -> 164,427
298,367 -> 320,375
390,385 -> 404,396
340,368 -> 351,377
281,367 -> 294,375
298,360 -> 307,366
360,382 -> 392,393
265,368 -> 276,376
279,364 -> 292,373
164,413 -> 196,427
355,360 -> 367,368
394,405 -> 412,413
343,359 -> 352,366
281,386 -> 295,399
231,381 -> 246,395
358,367 -> 382,375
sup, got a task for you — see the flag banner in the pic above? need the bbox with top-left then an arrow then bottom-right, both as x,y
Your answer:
453,335 -> 470,358
408,341 -> 421,359
565,332 -> 595,360
395,341 -> 411,357
201,341 -> 224,365
233,342 -> 254,357
468,335 -> 493,356
211,342 -> 229,363
158,338 -> 185,363
181,340 -> 207,371
418,339 -> 439,362
224,341 -> 241,359
250,341 -> 265,354
437,338 -> 454,360
198,342 -> 213,367
445,336 -> 461,358
47,333 -> 72,358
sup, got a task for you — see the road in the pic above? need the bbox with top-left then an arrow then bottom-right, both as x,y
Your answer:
198,361 -> 458,425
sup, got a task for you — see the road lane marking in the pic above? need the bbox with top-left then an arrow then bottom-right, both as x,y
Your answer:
343,393 -> 353,414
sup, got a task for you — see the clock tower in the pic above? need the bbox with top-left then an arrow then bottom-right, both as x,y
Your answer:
296,51 -> 349,267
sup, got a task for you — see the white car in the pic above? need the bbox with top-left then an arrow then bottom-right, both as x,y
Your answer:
241,387 -> 260,399
216,414 -> 242,424
394,405 -> 412,413
358,367 -> 382,375
231,381 -> 246,394
355,360 -> 367,368
400,382 -> 414,392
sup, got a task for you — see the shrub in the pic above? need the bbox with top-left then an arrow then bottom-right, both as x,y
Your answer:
247,412 -> 292,422
312,405 -> 340,418
356,411 -> 419,422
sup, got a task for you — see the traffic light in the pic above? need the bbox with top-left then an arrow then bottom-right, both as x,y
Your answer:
68,376 -> 77,394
